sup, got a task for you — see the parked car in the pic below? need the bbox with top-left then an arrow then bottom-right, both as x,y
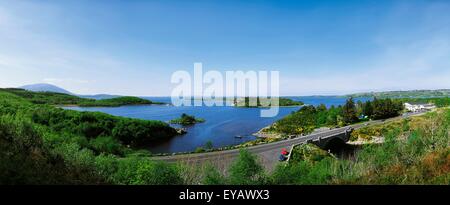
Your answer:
279,154 -> 287,162
281,148 -> 289,156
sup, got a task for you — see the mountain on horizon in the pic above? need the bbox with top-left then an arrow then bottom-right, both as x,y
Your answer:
20,83 -> 72,95
19,83 -> 120,100
347,89 -> 450,98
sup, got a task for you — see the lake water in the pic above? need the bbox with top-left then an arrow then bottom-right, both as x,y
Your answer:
64,96 -> 371,153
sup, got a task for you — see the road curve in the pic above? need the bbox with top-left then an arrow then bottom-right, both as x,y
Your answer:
151,112 -> 424,172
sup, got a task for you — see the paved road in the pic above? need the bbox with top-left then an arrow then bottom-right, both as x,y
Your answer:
151,112 -> 425,172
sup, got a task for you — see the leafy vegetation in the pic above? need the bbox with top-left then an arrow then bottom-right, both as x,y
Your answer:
1,88 -> 448,185
78,96 -> 157,107
200,109 -> 450,185
228,149 -> 267,185
0,91 -> 177,153
169,113 -> 205,126
272,109 -> 450,184
235,97 -> 304,107
0,88 -> 158,107
289,144 -> 333,164
0,90 -> 185,185
264,98 -> 404,136
0,115 -> 105,185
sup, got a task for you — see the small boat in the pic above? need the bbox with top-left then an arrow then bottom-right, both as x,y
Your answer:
234,135 -> 244,139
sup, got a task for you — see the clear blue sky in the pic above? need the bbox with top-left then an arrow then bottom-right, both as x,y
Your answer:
1,0 -> 449,96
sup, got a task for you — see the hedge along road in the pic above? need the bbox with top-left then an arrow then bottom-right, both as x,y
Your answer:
151,111 -> 427,172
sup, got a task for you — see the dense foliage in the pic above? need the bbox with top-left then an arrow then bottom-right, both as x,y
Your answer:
270,110 -> 450,184
169,113 -> 205,126
235,97 -> 304,107
264,105 -> 342,135
0,115 -> 105,184
78,96 -> 157,107
0,90 -> 184,184
203,109 -> 450,185
0,88 -> 156,107
0,91 -> 177,152
265,98 -> 404,136
1,89 -> 447,185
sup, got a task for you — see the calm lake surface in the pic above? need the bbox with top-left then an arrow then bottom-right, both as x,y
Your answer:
64,96 -> 370,153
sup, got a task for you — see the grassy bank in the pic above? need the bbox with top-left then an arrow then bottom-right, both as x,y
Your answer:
274,109 -> 449,184
1,90 -> 448,185
0,88 -> 159,107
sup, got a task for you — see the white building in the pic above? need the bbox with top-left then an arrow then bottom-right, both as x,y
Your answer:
404,102 -> 436,112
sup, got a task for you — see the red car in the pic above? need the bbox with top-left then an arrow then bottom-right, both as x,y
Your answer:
279,148 -> 290,162
281,148 -> 289,156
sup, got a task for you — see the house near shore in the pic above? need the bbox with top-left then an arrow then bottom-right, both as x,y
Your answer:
404,102 -> 436,112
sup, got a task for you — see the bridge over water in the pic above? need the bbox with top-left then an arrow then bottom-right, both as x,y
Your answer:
151,113 -> 421,172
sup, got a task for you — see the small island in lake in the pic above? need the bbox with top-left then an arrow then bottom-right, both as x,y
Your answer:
234,97 -> 304,107
169,113 -> 205,126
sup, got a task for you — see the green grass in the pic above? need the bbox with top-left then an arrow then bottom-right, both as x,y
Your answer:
1,88 -> 448,185
78,96 -> 154,107
271,109 -> 450,185
0,88 -> 158,107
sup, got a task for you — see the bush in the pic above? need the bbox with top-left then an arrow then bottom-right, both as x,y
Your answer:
132,161 -> 183,185
202,164 -> 226,185
195,147 -> 206,153
228,149 -> 266,185
89,136 -> 124,155
0,115 -> 104,184
289,143 -> 333,164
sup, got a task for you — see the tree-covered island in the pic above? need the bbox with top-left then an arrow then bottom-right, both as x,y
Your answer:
234,97 -> 304,107
169,113 -> 205,126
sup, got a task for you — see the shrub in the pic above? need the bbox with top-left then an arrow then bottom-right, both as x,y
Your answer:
0,115 -> 104,185
132,161 -> 183,185
228,149 -> 266,185
202,164 -> 226,185
89,136 -> 124,155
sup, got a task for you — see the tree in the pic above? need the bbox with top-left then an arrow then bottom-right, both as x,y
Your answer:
316,104 -> 327,112
228,149 -> 265,185
342,98 -> 358,124
356,100 -> 364,117
363,100 -> 373,118
204,140 -> 213,150
371,98 -> 403,120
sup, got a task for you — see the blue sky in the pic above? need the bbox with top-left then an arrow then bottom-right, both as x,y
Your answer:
1,0 -> 450,96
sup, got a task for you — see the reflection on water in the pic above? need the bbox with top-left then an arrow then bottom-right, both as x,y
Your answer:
64,96 -> 371,154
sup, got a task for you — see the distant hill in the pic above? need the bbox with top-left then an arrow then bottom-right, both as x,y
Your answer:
19,83 -> 121,100
347,89 -> 450,98
77,94 -> 121,100
20,83 -> 72,95
0,88 -> 155,107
